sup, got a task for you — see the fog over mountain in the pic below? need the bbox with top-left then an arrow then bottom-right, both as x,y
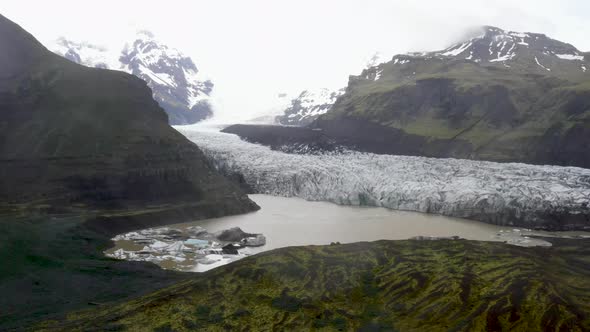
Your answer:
1,0 -> 589,122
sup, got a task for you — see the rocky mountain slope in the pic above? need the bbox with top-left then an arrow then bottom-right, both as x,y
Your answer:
0,14 -> 257,217
39,238 -> 590,331
276,88 -> 344,126
228,26 -> 590,168
50,32 -> 213,125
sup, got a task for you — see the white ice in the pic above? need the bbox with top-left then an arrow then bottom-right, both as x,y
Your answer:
177,127 -> 590,227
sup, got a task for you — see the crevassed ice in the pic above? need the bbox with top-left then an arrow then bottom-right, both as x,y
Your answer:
178,127 -> 590,226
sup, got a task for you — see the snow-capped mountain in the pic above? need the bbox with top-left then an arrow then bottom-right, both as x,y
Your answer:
276,88 -> 345,126
275,53 -> 385,127
227,26 -> 590,168
433,26 -> 585,66
276,27 -> 589,128
359,26 -> 588,83
49,32 -> 213,125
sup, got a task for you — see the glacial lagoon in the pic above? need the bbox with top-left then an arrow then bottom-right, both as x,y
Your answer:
106,194 -> 589,272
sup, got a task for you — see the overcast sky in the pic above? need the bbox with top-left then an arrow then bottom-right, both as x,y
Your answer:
1,0 -> 590,122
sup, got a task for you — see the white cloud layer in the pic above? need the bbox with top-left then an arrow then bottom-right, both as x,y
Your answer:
1,0 -> 589,122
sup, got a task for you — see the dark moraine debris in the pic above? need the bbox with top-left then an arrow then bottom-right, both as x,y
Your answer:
222,124 -> 338,154
221,243 -> 242,255
222,119 -> 474,156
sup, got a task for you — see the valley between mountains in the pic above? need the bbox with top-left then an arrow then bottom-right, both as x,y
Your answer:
1,12 -> 589,332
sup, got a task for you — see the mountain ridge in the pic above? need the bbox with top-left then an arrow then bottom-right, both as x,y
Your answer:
49,32 -> 213,125
226,25 -> 590,168
0,13 -> 257,215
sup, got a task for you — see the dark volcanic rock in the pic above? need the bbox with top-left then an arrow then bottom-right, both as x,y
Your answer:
221,243 -> 242,255
215,227 -> 256,242
223,119 -> 473,157
222,124 -> 336,153
0,14 -> 258,219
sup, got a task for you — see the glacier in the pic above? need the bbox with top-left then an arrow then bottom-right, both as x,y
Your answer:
179,126 -> 590,230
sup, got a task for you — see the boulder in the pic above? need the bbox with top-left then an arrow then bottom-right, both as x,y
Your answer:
215,227 -> 256,242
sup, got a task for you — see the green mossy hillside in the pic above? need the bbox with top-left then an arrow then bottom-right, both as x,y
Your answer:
312,38 -> 590,167
42,239 -> 590,331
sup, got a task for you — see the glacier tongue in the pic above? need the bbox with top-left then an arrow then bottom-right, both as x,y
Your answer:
179,126 -> 590,230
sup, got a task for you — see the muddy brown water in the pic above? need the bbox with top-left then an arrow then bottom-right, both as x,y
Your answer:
107,194 -> 590,272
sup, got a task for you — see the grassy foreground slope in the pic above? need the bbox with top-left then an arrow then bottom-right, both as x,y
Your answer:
40,239 -> 590,331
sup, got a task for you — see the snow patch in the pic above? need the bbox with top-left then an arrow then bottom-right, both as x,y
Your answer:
490,50 -> 515,62
555,53 -> 584,61
509,32 -> 530,39
517,38 -> 529,46
441,41 -> 472,57
535,57 -> 551,71
375,69 -> 383,80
